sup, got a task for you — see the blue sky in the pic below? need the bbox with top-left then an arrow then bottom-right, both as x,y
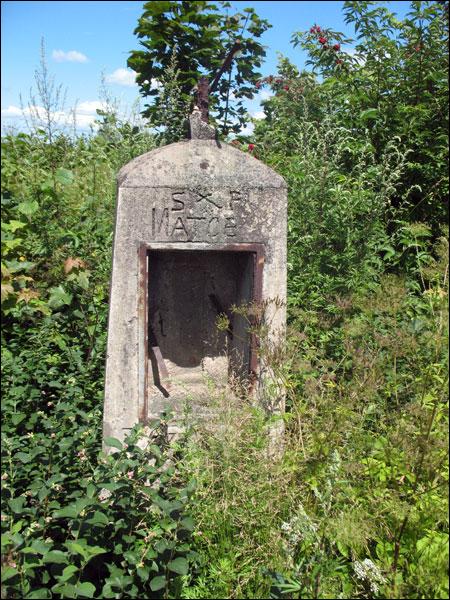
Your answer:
1,0 -> 412,133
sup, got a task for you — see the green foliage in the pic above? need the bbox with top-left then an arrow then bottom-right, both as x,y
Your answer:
1,125 -> 196,599
290,0 -> 449,230
2,2 -> 449,598
128,0 -> 271,136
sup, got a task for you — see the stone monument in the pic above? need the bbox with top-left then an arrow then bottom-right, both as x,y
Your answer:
103,109 -> 287,444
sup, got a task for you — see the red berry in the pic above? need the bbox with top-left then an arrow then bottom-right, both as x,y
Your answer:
318,37 -> 327,45
336,59 -> 343,65
283,85 -> 289,91
333,43 -> 341,51
248,144 -> 255,152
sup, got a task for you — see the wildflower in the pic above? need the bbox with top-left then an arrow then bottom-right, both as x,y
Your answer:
19,256 -> 26,262
98,488 -> 112,502
1,473 -> 8,480
333,43 -> 341,51
47,401 -> 53,407
353,559 -> 386,595
248,144 -> 255,152
127,471 -> 134,479
77,449 -> 87,462
1,513 -> 8,521
318,37 -> 327,45
51,433 -> 56,438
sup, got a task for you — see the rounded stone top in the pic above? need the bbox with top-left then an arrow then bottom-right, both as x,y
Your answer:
117,139 -> 287,190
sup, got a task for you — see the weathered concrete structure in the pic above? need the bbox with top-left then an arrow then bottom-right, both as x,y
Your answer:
103,113 -> 287,443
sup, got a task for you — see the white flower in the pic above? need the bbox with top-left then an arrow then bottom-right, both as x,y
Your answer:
98,488 -> 112,502
353,558 -> 386,594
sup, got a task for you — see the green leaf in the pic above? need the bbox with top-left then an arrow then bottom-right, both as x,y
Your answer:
17,200 -> 39,218
168,556 -> 189,575
75,582 -> 96,598
15,451 -> 31,463
48,285 -> 73,309
22,540 -> 51,555
42,550 -> 69,564
104,436 -> 123,450
8,497 -> 25,513
180,516 -> 195,531
54,506 -> 79,519
65,540 -> 107,562
86,511 -> 109,526
25,589 -> 52,599
1,566 -> 19,582
150,575 -> 167,591
77,271 -> 89,290
7,220 -> 27,232
360,108 -> 379,121
11,413 -> 27,426
57,565 -> 79,583
55,168 -> 74,186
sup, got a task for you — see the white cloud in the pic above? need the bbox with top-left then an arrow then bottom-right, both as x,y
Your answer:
240,122 -> 255,136
76,100 -> 106,114
344,47 -> 366,65
52,50 -> 88,63
260,90 -> 273,101
1,101 -> 108,130
1,105 -> 23,117
252,110 -> 266,120
105,68 -> 137,87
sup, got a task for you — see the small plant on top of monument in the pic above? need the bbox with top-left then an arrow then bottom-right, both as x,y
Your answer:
128,1 -> 271,138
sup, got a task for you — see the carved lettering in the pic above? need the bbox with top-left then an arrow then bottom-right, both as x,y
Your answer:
172,192 -> 185,211
229,190 -> 247,210
157,208 -> 169,236
186,215 -> 206,237
225,216 -> 237,237
150,188 -> 246,240
208,217 -> 220,237
171,216 -> 188,238
193,190 -> 223,209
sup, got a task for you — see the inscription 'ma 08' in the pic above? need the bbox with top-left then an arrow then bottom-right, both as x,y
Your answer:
151,189 -> 248,241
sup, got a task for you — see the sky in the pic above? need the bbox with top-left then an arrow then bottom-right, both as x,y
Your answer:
1,0 -> 413,134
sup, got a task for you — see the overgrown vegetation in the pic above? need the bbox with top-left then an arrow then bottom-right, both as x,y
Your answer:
2,1 -> 448,598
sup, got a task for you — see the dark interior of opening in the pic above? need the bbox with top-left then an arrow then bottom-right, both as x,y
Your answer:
147,249 -> 255,386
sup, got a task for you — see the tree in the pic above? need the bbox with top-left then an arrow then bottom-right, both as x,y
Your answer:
127,0 -> 271,137
290,0 -> 449,230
